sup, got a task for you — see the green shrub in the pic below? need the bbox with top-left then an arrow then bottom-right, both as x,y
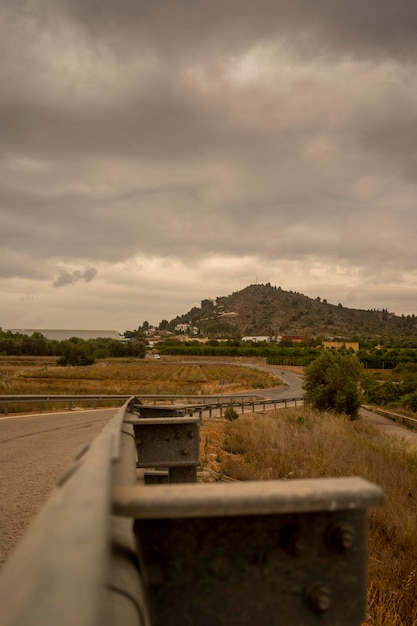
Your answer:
401,391 -> 417,412
304,351 -> 363,418
224,405 -> 239,421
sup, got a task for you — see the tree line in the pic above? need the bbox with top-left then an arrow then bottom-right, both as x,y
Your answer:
155,338 -> 417,369
0,331 -> 147,365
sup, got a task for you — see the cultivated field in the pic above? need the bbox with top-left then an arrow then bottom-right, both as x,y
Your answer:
0,356 -> 281,408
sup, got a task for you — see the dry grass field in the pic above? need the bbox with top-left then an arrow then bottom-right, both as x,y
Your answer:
200,409 -> 417,626
0,356 -> 281,407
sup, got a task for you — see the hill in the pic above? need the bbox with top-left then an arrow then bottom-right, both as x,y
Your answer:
168,283 -> 417,341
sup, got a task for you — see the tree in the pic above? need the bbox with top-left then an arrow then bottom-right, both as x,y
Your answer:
303,351 -> 363,419
57,342 -> 95,366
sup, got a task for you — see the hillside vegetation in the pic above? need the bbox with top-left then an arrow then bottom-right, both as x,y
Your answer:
168,283 -> 417,341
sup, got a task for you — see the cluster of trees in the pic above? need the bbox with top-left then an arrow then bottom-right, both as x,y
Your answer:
362,363 -> 417,411
156,338 -> 325,359
155,338 -> 417,369
0,331 -> 147,365
304,354 -> 417,418
356,346 -> 417,368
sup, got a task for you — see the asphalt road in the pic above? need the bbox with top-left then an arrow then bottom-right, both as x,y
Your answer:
359,406 -> 417,443
0,408 -> 116,567
253,366 -> 304,399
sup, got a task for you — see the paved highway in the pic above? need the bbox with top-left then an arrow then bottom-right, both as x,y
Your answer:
0,408 -> 116,566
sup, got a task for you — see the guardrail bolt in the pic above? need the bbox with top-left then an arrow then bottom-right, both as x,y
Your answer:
306,583 -> 332,613
327,522 -> 355,551
187,430 -> 195,438
285,531 -> 304,556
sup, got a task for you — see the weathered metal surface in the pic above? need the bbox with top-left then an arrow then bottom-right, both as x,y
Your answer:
144,470 -> 169,484
167,465 -> 198,484
0,399 -> 144,626
121,478 -> 384,626
135,509 -> 369,625
108,517 -> 151,626
129,417 -> 200,469
112,477 -> 384,519
133,405 -> 186,418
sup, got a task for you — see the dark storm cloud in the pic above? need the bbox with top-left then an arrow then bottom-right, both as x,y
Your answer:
58,0 -> 417,61
2,0 -> 417,325
52,267 -> 97,288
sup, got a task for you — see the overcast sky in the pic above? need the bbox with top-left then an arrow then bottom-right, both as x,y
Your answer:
1,1 -> 417,332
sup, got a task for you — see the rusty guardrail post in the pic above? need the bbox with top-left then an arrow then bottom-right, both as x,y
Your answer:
124,398 -> 200,484
113,477 -> 384,626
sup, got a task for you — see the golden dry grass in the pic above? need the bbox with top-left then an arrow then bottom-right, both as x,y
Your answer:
212,408 -> 417,625
0,357 -> 281,407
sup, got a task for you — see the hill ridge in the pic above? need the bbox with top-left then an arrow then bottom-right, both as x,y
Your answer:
168,283 -> 417,340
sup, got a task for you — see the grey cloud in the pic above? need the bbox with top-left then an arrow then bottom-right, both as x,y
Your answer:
1,0 -> 417,323
59,0 -> 417,61
0,252 -> 48,280
52,267 -> 97,288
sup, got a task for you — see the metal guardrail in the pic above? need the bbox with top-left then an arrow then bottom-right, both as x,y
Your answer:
362,404 -> 417,429
0,394 -> 303,416
0,396 -> 384,625
190,396 -> 303,418
0,394 -> 132,415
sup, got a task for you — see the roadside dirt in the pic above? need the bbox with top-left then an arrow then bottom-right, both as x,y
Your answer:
199,418 -> 228,477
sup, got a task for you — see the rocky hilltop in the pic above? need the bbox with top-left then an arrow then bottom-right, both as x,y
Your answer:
168,283 -> 417,340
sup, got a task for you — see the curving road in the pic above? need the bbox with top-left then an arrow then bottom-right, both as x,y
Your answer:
250,365 -> 304,399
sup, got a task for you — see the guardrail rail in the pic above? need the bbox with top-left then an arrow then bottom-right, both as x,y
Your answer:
0,393 -> 303,417
0,396 -> 384,626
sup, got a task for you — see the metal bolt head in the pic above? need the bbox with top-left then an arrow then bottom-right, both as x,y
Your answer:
288,532 -> 305,556
327,522 -> 355,551
306,583 -> 332,613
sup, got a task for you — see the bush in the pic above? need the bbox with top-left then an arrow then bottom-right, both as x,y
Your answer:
58,343 -> 95,366
303,351 -> 363,418
224,405 -> 239,421
401,391 -> 417,412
